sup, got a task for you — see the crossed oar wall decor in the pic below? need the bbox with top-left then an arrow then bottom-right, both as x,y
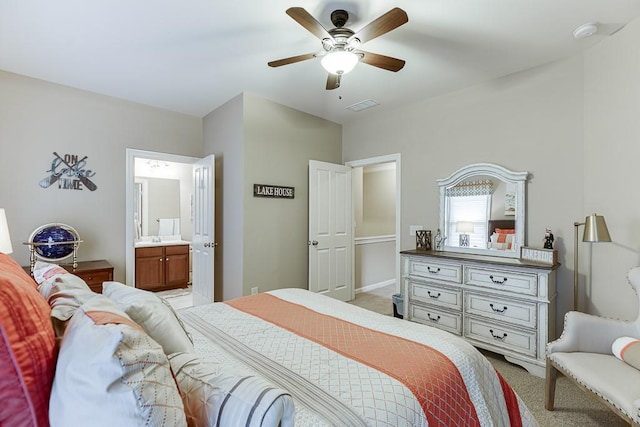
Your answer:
39,152 -> 98,191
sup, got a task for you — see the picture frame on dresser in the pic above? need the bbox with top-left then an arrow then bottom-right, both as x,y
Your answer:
520,246 -> 558,266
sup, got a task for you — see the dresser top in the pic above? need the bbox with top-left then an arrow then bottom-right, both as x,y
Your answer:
401,249 -> 560,270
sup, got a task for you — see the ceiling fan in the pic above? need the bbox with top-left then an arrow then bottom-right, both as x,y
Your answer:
268,7 -> 408,90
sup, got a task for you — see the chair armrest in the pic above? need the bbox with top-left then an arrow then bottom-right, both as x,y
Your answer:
547,311 -> 640,355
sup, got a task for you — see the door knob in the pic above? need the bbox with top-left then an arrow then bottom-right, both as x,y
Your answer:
203,242 -> 217,248
308,240 -> 318,246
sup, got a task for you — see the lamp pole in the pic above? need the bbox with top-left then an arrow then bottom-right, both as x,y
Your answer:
573,221 -> 583,311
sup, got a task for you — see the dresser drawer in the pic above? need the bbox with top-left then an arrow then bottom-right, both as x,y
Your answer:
409,280 -> 462,311
408,259 -> 462,284
465,267 -> 537,296
464,316 -> 537,357
465,292 -> 537,329
409,304 -> 462,335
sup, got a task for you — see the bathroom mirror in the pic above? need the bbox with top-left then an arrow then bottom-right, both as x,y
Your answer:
437,163 -> 528,258
134,177 -> 180,238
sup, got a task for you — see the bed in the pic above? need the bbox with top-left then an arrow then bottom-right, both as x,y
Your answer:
487,219 -> 516,251
0,254 -> 538,426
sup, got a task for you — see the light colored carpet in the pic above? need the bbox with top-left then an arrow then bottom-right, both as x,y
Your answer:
351,285 -> 627,427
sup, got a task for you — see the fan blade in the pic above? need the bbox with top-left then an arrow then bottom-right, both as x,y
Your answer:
268,53 -> 316,68
286,7 -> 332,41
348,7 -> 408,45
326,74 -> 341,90
358,51 -> 405,72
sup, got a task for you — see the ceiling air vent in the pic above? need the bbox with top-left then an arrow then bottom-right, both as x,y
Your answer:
346,99 -> 380,112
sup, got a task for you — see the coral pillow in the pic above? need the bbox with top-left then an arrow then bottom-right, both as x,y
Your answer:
0,253 -> 56,426
495,228 -> 516,234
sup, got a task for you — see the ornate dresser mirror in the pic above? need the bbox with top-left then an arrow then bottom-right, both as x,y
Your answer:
437,163 -> 529,259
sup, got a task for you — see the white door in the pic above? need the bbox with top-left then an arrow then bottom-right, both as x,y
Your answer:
192,155 -> 215,306
308,160 -> 353,301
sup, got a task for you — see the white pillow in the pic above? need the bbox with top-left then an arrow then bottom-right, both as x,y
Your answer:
169,352 -> 295,427
49,295 -> 187,427
37,268 -> 95,337
102,281 -> 193,355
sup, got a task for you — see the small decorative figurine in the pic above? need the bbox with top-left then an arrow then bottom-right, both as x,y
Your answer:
543,228 -> 554,249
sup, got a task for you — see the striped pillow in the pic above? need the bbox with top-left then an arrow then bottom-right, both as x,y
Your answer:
169,352 -> 295,427
612,336 -> 640,370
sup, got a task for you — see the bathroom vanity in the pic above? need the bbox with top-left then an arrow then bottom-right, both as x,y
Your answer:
134,240 -> 190,291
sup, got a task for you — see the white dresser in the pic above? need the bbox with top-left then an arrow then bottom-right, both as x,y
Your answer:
401,249 -> 558,377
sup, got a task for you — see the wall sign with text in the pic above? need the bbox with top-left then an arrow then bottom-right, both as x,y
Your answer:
253,184 -> 294,199
39,152 -> 98,191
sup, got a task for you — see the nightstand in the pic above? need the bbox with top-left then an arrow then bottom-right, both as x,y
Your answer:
24,260 -> 114,293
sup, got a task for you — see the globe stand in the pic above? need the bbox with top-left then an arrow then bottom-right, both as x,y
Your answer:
24,240 -> 82,274
23,223 -> 82,275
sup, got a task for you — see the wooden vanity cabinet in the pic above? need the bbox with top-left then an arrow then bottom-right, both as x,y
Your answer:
135,244 -> 189,291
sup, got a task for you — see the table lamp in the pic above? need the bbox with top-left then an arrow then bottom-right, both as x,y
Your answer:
573,213 -> 611,311
0,208 -> 13,254
456,221 -> 474,247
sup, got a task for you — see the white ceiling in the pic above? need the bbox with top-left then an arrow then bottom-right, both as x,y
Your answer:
2,1 -> 639,124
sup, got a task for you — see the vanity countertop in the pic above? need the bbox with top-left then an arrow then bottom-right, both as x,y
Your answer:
134,239 -> 191,248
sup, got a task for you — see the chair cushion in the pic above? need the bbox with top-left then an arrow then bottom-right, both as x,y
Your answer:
550,351 -> 640,421
0,254 -> 56,426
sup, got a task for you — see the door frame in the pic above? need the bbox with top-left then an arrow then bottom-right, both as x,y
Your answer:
125,148 -> 200,286
346,153 -> 402,294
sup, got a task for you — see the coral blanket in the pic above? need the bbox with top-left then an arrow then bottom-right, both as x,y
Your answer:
226,293 -> 521,427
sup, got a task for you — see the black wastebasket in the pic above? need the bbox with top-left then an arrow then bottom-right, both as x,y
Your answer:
392,293 -> 404,319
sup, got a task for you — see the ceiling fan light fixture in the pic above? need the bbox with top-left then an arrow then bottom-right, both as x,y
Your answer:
321,50 -> 359,75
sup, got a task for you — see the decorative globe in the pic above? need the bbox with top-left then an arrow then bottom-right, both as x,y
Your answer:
30,224 -> 80,261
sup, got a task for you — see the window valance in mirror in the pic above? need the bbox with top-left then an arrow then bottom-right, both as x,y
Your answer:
446,180 -> 495,197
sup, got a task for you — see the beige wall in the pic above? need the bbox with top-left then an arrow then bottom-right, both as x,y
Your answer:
0,70 -> 202,280
203,93 -> 341,299
355,165 -> 396,237
243,93 -> 342,295
202,94 -> 244,301
344,18 -> 640,324
583,21 -> 640,319
344,57 -> 585,329
355,240 -> 396,290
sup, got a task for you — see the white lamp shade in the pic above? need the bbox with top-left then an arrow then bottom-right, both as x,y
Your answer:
321,51 -> 359,75
456,221 -> 474,233
0,209 -> 13,254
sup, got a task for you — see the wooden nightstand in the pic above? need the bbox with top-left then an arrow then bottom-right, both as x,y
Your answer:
24,260 -> 114,293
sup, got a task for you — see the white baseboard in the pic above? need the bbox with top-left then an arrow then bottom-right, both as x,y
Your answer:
356,279 -> 395,294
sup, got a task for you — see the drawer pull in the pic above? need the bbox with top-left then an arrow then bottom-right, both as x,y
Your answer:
489,303 -> 508,313
427,313 -> 441,322
427,291 -> 441,299
489,275 -> 508,285
489,329 -> 508,341
427,266 -> 440,274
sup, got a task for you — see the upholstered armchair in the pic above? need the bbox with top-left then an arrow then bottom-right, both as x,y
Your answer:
546,267 -> 640,424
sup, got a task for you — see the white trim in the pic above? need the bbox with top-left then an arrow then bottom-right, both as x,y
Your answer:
125,149 -> 199,286
356,279 -> 396,294
354,235 -> 396,245
346,153 -> 402,295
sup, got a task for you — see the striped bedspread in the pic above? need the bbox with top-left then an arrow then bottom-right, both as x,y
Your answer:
179,288 -> 538,426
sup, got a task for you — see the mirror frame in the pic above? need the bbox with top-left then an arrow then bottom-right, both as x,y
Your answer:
437,163 -> 529,258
